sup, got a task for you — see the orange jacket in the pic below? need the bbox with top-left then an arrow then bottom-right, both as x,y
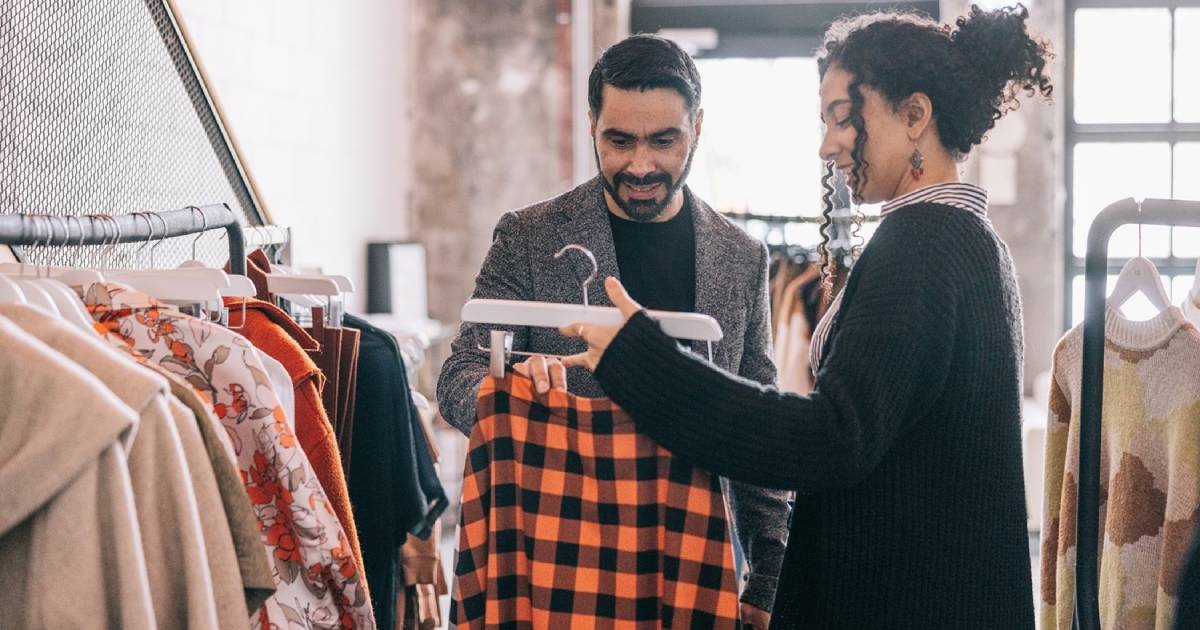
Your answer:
225,297 -> 368,595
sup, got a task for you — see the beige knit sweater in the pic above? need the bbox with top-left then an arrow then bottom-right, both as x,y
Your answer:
1040,304 -> 1200,629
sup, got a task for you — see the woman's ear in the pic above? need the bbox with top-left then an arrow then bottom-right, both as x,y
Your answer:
901,92 -> 933,140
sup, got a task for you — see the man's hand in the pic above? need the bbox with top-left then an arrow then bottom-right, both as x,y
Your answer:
561,277 -> 642,371
512,354 -> 568,393
740,603 -> 771,629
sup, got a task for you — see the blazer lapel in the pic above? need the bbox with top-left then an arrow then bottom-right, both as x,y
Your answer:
688,187 -> 728,359
555,177 -> 622,307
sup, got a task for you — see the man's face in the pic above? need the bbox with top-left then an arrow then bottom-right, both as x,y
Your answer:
591,85 -> 703,222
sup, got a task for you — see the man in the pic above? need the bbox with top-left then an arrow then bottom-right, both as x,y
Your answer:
437,34 -> 789,626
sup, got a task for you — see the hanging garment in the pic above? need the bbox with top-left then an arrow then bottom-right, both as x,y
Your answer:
0,316 -> 155,629
773,265 -> 822,395
225,296 -> 368,588
1040,305 -> 1200,630
161,370 -> 278,614
768,254 -> 805,341
400,408 -> 449,630
337,327 -> 361,474
344,313 -> 448,630
257,348 -> 295,431
101,332 -> 276,615
452,374 -> 740,629
85,283 -> 376,629
1,304 -> 226,629
307,313 -> 345,441
235,250 -> 359,468
401,513 -> 448,630
1184,293 -> 1200,327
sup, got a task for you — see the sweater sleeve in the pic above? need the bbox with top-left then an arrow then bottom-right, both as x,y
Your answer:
593,215 -> 959,493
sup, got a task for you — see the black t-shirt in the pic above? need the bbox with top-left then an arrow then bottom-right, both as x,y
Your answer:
607,199 -> 696,313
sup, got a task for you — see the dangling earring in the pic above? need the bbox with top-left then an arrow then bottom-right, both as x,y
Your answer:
909,144 -> 925,181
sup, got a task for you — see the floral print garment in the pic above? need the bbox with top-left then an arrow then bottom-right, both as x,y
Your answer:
84,282 -> 375,630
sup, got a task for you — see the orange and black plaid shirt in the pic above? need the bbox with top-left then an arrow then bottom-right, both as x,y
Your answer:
451,374 -> 740,629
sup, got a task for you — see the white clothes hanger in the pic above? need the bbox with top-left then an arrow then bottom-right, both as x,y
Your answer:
1107,202 -> 1171,314
26,216 -> 94,329
0,216 -> 104,287
103,213 -> 227,306
463,244 -> 723,378
5,217 -> 62,316
173,208 -> 256,298
0,274 -> 27,304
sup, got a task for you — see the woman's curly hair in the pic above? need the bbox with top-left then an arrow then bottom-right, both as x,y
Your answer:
813,4 -> 1053,292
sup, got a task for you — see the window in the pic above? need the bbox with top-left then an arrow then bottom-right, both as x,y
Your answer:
633,1 -> 931,247
1065,1 -> 1200,326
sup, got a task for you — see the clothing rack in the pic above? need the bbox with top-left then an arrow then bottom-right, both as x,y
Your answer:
1075,197 -> 1200,630
0,204 -> 248,275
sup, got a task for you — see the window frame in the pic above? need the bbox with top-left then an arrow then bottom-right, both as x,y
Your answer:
1063,0 -> 1200,327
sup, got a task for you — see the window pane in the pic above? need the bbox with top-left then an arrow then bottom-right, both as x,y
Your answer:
690,58 -> 823,216
1075,9 -> 1171,124
1176,9 -> 1200,122
1072,143 -> 1171,256
1172,275 -> 1196,305
1173,144 -> 1200,257
1176,228 -> 1200,258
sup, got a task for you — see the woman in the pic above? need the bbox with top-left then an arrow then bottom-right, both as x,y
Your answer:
560,5 -> 1053,629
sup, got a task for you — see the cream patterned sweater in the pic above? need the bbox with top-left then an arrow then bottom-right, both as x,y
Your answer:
1040,304 -> 1200,629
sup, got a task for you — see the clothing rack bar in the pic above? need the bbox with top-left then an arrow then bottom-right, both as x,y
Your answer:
0,203 -> 247,275
1076,196 -> 1200,630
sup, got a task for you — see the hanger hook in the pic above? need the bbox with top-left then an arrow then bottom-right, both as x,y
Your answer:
24,215 -> 45,277
109,215 -> 123,274
149,212 -> 170,268
133,213 -> 154,268
37,215 -> 56,277
189,206 -> 207,260
72,215 -> 89,269
554,244 -> 598,307
49,215 -> 70,278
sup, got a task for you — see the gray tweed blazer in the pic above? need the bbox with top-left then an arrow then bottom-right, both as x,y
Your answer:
436,176 -> 790,610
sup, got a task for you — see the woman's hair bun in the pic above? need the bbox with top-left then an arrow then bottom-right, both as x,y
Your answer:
953,4 -> 1053,116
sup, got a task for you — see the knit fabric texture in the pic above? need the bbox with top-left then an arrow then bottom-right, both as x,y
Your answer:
593,202 -> 1034,628
452,374 -> 740,629
1040,304 -> 1200,630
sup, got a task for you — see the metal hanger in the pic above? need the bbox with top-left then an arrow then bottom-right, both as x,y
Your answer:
554,244 -> 597,306
8,216 -> 62,316
24,216 -> 94,329
109,212 -> 228,306
1107,200 -> 1171,314
38,215 -> 99,330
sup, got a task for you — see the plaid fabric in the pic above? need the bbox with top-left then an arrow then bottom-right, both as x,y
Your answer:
452,374 -> 740,629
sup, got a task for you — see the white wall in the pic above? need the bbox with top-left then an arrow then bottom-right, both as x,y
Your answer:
171,0 -> 410,312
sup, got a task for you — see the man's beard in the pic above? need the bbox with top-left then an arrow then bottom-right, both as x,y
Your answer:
595,142 -> 697,222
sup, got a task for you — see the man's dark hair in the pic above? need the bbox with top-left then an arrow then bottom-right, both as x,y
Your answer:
588,34 -> 702,120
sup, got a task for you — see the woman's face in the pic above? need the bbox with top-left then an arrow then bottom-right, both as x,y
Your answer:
818,65 -> 914,204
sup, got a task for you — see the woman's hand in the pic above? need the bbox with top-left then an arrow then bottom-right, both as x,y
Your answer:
560,276 -> 642,371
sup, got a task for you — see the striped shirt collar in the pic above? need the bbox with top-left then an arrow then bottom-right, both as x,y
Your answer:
880,182 -> 988,218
